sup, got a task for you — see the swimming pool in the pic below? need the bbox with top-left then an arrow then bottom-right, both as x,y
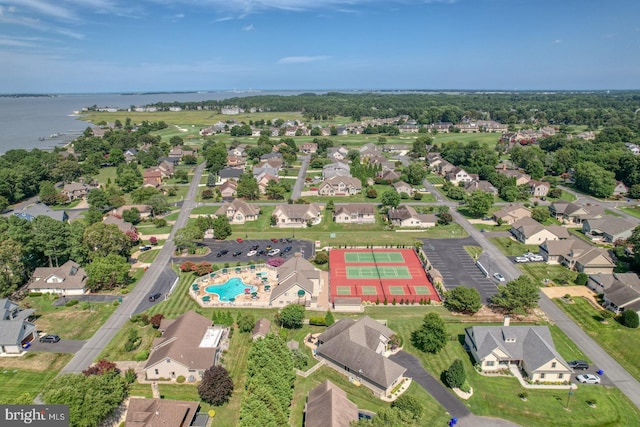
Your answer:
205,277 -> 257,302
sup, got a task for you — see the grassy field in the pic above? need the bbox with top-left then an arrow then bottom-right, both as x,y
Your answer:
518,263 -> 578,286
619,206 -> 640,219
23,294 -> 118,340
0,353 -> 72,403
473,223 -> 511,232
426,175 -> 446,185
489,236 -> 540,256
555,298 -> 640,382
137,224 -> 173,235
137,249 -> 161,263
432,132 -> 500,147
463,245 -> 483,260
98,321 -> 158,361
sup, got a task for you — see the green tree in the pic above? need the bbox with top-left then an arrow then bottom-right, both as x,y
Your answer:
265,180 -> 286,200
130,187 -> 160,204
198,365 -> 234,406
411,312 -> 448,354
205,142 -> 228,174
32,216 -> 70,267
237,314 -> 256,333
237,173 -> 260,200
122,207 -> 141,225
446,186 -> 466,200
174,169 -> 189,183
621,310 -> 639,328
212,215 -> 232,240
84,206 -> 104,225
444,286 -> 482,314
174,226 -> 204,253
404,161 -> 428,185
83,222 -> 131,259
147,194 -> 169,217
490,275 -> 540,315
575,272 -> 589,286
277,304 -> 305,329
574,161 -> 616,198
87,188 -> 111,210
39,180 -> 60,205
0,238 -> 25,297
85,254 -> 131,290
0,195 -> 9,212
531,206 -> 550,223
465,190 -> 494,217
324,310 -> 335,326
380,190 -> 401,208
445,359 -> 466,388
437,212 -> 453,225
391,394 -> 424,421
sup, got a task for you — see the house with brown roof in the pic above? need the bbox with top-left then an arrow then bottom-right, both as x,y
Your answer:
143,168 -> 163,188
61,182 -> 95,202
493,205 -> 531,224
144,311 -> 225,382
529,180 -> 551,198
496,168 -> 531,186
271,255 -> 322,307
316,316 -> 406,398
157,160 -> 175,178
387,205 -> 436,228
0,298 -> 36,355
510,217 -> 569,245
318,176 -> 362,196
464,180 -> 498,195
125,397 -> 202,427
392,181 -> 414,196
304,380 -> 359,427
112,204 -> 152,219
168,146 -> 195,160
550,201 -> 605,224
218,180 -> 237,198
103,214 -> 136,234
272,203 -> 323,228
376,170 -> 401,183
300,142 -> 318,154
214,199 -> 260,224
539,237 -> 615,274
582,216 -> 635,243
334,204 -> 376,224
252,318 -> 271,340
255,172 -> 279,195
28,260 -> 87,295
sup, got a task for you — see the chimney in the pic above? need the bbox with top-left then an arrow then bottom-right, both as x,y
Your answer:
503,316 -> 510,327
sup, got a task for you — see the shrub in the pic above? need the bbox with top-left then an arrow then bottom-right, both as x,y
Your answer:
112,300 -> 120,307
83,359 -> 118,376
176,375 -> 186,384
324,310 -> 335,326
309,317 -> 326,326
134,350 -> 149,361
291,349 -> 310,370
28,292 -> 43,297
392,394 -> 424,420
79,302 -> 90,310
621,310 -> 639,328
600,309 -> 615,319
150,313 -> 164,329
149,236 -> 158,245
575,272 -> 588,286
313,251 -> 329,265
445,359 -> 466,388
65,299 -> 79,307
124,368 -> 137,384
198,366 -> 234,406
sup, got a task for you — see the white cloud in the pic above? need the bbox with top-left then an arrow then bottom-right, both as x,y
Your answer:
553,39 -> 561,44
174,13 -> 185,19
242,23 -> 254,31
0,36 -> 38,47
5,0 -> 78,21
278,55 -> 330,64
215,16 -> 233,22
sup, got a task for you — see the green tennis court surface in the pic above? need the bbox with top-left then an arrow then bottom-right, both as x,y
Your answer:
344,252 -> 405,263
413,286 -> 432,295
346,266 -> 412,279
388,286 -> 406,295
360,286 -> 378,295
336,286 -> 352,295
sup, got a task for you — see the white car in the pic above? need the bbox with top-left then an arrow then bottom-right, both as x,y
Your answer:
268,248 -> 281,256
576,374 -> 601,384
246,250 -> 257,257
515,256 -> 529,263
529,255 -> 544,262
493,273 -> 506,282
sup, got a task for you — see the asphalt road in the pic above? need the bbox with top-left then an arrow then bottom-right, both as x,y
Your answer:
420,237 -> 497,302
291,154 -> 310,200
60,162 -> 206,374
175,238 -> 314,264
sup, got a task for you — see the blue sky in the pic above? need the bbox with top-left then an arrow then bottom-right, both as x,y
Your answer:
0,0 -> 638,93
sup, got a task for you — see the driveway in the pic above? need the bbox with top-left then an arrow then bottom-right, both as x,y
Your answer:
421,237 -> 498,302
390,351 -> 521,427
133,266 -> 179,314
175,238 -> 314,265
28,339 -> 86,354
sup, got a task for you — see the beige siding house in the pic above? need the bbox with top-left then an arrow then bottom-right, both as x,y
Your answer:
493,205 -> 531,225
387,205 -> 436,228
270,256 -> 322,307
510,217 -> 569,245
318,177 -> 362,196
272,204 -> 323,228
214,199 -> 260,224
28,260 -> 87,295
334,204 -> 376,224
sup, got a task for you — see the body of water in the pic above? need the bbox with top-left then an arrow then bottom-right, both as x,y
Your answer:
0,91 -> 305,154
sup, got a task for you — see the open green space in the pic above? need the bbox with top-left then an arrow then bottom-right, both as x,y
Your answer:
432,132 -> 500,147
518,263 -> 578,286
426,175 -> 446,185
473,223 -> 511,232
137,224 -> 173,235
555,298 -> 640,382
98,321 -> 158,362
489,236 -> 540,256
0,353 -> 72,404
137,249 -> 161,263
619,206 -> 640,219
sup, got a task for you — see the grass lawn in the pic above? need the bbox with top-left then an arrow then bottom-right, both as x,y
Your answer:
137,224 -> 173,235
23,295 -> 118,340
433,132 -> 500,147
463,245 -> 483,260
546,190 -> 577,203
555,298 -> 640,382
0,353 -> 72,403
426,175 -> 446,185
489,236 -> 540,256
94,166 -> 118,186
473,223 -> 511,232
518,263 -> 578,286
98,321 -> 158,361
163,211 -> 180,221
619,206 -> 640,219
137,249 -> 161,263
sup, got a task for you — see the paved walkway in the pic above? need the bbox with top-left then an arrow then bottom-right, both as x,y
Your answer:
390,351 -> 521,427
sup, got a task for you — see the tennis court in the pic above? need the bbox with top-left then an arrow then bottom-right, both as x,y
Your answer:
329,248 -> 441,304
344,251 -> 405,263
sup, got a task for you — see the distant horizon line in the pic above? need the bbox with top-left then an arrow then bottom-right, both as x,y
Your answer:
1,88 -> 639,97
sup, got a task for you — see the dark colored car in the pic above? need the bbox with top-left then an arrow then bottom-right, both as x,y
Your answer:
258,250 -> 267,256
216,249 -> 229,257
139,245 -> 152,252
568,360 -> 589,370
39,334 -> 60,344
148,292 -> 162,302
250,244 -> 259,251
233,250 -> 242,257
283,246 -> 292,253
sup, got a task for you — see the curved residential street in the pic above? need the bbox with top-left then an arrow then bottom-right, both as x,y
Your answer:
60,162 -> 206,374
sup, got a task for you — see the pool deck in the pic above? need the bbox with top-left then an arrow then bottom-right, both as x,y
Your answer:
191,265 -> 278,307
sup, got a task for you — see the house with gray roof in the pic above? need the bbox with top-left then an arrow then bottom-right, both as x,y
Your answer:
540,237 -> 615,274
144,311 -> 224,382
588,273 -> 640,315
28,260 -> 87,296
322,161 -> 351,180
392,181 -> 414,196
304,380 -> 359,427
582,216 -> 636,243
272,203 -> 323,228
510,217 -> 569,245
252,318 -> 271,341
14,203 -> 68,222
318,176 -> 362,196
0,299 -> 36,355
387,205 -> 436,228
214,198 -> 260,224
334,204 -> 376,224
550,201 -> 605,224
465,320 -> 572,383
493,205 -> 531,225
217,167 -> 244,183
316,316 -> 406,398
271,255 -> 322,307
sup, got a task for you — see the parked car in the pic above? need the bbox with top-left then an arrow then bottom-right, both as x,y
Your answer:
568,360 -> 590,370
268,248 -> 281,256
283,246 -> 292,253
576,374 -> 600,384
258,250 -> 267,256
236,238 -> 244,243
493,273 -> 506,282
265,245 -> 272,251
39,334 -> 60,344
529,255 -> 544,262
271,238 -> 279,243
233,250 -> 242,257
148,292 -> 162,302
515,256 -> 529,263
139,245 -> 152,252
250,245 -> 259,251
247,250 -> 257,257
216,249 -> 229,257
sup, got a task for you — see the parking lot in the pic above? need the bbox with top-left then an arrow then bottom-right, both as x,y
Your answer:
174,238 -> 315,265
420,237 -> 498,302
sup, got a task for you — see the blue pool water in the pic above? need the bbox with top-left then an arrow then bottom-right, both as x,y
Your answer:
205,277 -> 257,301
